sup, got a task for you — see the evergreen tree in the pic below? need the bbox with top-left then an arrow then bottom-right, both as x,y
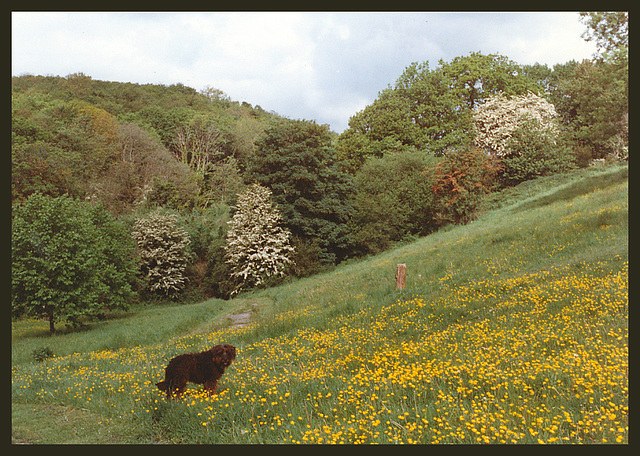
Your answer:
247,118 -> 354,270
224,184 -> 295,294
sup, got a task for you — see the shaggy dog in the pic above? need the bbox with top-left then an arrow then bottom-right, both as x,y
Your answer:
156,344 -> 236,399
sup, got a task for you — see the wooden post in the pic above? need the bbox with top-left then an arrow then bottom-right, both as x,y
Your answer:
395,264 -> 406,290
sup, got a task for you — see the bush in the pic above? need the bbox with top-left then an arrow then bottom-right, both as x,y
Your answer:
499,118 -> 576,186
431,147 -> 500,225
32,346 -> 54,362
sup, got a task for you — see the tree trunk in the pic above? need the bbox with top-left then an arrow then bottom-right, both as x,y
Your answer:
48,308 -> 55,334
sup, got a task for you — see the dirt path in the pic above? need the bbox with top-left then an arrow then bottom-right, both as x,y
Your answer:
227,312 -> 251,328
226,302 -> 259,329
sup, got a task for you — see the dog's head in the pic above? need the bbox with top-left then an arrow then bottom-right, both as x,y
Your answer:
211,344 -> 236,368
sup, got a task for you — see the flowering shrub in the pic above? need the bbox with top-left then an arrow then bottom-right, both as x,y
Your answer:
473,91 -> 560,157
224,184 -> 295,294
132,210 -> 191,296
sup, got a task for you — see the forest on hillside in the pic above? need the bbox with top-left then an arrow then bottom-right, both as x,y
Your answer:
11,13 -> 628,331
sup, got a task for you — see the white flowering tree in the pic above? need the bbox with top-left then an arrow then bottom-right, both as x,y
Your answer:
225,184 -> 295,294
473,91 -> 560,157
132,210 -> 191,296
473,91 -> 576,185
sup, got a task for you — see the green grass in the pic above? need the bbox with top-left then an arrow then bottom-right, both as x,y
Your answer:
11,164 -> 628,444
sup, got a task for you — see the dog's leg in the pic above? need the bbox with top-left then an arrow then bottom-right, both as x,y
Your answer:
204,380 -> 218,397
166,380 -> 176,399
168,380 -> 185,400
173,385 -> 186,399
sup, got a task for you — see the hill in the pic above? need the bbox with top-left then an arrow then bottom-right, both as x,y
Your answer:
11,73 -> 279,209
11,164 -> 628,444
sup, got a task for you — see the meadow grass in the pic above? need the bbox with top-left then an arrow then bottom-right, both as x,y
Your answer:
11,164 -> 628,444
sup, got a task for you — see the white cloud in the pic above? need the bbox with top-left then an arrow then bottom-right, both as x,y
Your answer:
12,11 -> 598,133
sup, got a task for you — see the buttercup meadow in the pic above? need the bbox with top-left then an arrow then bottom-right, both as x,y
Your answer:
12,165 -> 628,444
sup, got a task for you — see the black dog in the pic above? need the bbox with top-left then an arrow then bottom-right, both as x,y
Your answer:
156,344 -> 236,398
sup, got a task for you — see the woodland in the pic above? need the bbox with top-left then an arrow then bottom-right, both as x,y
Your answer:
11,13 -> 628,331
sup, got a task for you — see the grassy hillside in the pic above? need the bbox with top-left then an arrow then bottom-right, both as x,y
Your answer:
11,164 -> 628,444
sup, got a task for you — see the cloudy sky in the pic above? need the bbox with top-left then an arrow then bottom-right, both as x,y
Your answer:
11,11 -> 597,133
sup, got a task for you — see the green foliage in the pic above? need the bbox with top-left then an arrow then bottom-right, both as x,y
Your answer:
102,123 -> 199,214
12,43 -> 628,304
524,14 -> 630,163
132,209 -> 192,297
336,88 -> 421,168
338,52 -> 541,171
350,151 -> 440,255
171,114 -> 230,174
11,74 -> 281,213
579,12 -> 628,63
521,54 -> 627,164
11,93 -> 120,201
179,204 -> 233,300
203,157 -> 245,205
557,59 -> 628,160
499,118 -> 577,186
440,52 -> 538,108
248,118 -> 355,270
10,165 -> 628,444
11,141 -> 81,202
32,346 -> 54,362
11,194 -> 137,333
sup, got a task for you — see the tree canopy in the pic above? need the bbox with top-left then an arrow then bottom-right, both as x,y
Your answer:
11,74 -> 279,213
11,194 -> 137,332
579,11 -> 628,63
10,28 -> 628,301
247,118 -> 355,269
336,52 -> 541,172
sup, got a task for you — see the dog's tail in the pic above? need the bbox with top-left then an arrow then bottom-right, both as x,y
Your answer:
156,381 -> 168,392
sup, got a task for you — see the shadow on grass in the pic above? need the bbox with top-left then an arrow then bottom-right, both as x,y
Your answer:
15,311 -> 135,340
515,167 -> 627,212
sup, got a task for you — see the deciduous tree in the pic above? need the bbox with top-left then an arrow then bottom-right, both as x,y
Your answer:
132,209 -> 192,297
473,91 -> 560,157
224,184 -> 295,294
337,52 -> 541,170
579,11 -> 628,62
11,194 -> 136,333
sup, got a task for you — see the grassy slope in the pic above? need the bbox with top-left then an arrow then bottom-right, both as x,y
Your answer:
11,164 -> 628,444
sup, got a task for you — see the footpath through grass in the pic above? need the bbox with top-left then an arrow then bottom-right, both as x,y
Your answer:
12,165 -> 628,444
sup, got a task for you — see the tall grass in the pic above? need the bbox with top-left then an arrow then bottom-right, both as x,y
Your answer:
12,165 -> 628,444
